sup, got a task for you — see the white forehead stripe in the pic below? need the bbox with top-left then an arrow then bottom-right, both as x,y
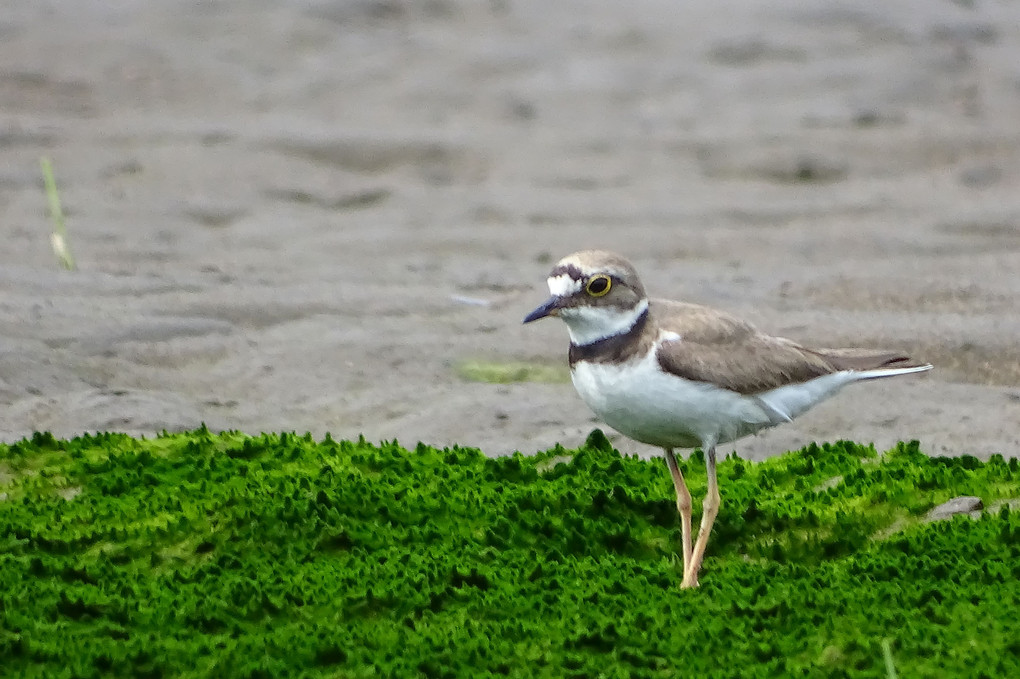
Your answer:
547,274 -> 583,297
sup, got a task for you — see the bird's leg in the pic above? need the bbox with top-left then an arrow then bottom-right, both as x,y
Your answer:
664,448 -> 693,574
682,445 -> 719,589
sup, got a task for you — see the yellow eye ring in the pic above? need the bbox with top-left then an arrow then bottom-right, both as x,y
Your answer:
585,275 -> 612,297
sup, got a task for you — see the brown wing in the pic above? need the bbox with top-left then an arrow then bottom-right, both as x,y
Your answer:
651,300 -> 837,395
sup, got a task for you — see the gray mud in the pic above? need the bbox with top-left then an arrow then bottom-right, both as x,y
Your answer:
2,0 -> 1019,459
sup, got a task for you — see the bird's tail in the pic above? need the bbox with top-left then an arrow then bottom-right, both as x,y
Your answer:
850,363 -> 933,380
754,354 -> 931,425
811,348 -> 932,378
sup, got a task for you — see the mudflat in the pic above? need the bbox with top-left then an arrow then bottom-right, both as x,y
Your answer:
2,0 -> 1018,459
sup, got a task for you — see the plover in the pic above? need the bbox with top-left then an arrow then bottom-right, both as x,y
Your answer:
524,250 -> 932,588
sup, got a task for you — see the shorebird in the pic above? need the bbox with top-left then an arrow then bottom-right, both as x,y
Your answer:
524,250 -> 932,588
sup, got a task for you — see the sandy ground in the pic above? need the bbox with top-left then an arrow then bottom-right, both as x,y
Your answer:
2,0 -> 1019,461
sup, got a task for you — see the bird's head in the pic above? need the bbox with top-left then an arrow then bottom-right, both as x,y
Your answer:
523,250 -> 648,345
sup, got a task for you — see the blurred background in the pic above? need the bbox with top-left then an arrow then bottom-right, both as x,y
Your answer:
1,0 -> 1018,458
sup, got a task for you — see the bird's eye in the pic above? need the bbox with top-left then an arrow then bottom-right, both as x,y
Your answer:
585,275 -> 612,297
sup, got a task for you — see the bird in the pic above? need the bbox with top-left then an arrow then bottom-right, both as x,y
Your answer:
523,250 -> 932,588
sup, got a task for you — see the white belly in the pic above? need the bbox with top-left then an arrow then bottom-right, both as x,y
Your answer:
570,351 -> 774,449
570,350 -> 859,450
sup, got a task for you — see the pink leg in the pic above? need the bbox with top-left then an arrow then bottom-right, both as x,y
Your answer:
664,448 -> 693,578
682,445 -> 719,589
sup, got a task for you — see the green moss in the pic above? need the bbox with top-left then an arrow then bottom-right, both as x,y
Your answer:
1,430 -> 1018,678
454,359 -> 570,384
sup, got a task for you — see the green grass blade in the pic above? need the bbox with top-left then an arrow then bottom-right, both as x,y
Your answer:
882,638 -> 899,679
40,156 -> 75,271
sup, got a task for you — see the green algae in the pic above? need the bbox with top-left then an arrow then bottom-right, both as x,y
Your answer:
1,428 -> 1018,678
454,359 -> 570,384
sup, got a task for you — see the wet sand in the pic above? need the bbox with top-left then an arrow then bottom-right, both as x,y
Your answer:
2,0 -> 1019,460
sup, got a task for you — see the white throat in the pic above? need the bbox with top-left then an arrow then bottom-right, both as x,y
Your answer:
561,298 -> 648,346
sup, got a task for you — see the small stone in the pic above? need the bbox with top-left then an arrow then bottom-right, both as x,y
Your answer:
925,496 -> 983,522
